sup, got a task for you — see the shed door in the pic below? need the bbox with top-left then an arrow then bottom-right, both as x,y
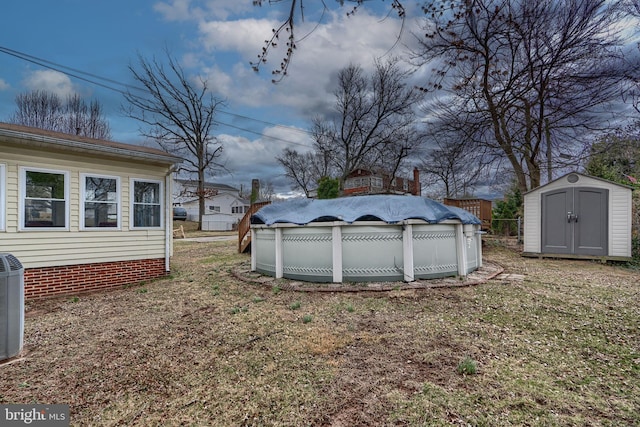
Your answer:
541,187 -> 608,256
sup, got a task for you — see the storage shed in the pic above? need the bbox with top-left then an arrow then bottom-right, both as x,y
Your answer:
523,172 -> 633,260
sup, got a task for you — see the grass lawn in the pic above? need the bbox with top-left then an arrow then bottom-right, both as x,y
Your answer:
1,238 -> 638,426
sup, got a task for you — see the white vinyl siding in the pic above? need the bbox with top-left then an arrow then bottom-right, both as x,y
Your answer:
0,164 -> 5,231
523,190 -> 540,253
20,167 -> 69,231
81,174 -> 121,230
610,187 -> 632,257
0,144 -> 173,270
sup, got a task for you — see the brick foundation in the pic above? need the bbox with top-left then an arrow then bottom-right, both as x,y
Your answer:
24,258 -> 168,299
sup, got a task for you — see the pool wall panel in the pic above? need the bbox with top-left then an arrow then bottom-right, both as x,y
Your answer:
252,220 -> 482,283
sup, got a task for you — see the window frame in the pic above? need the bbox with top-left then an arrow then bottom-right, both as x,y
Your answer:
370,177 -> 381,188
80,173 -> 121,230
19,167 -> 70,231
130,178 -> 164,229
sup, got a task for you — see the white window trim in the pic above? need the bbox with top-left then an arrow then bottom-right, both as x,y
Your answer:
130,178 -> 164,229
19,166 -> 70,231
80,173 -> 121,230
0,164 -> 5,231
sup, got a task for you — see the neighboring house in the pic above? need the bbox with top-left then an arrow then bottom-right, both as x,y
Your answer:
0,122 -> 181,299
343,167 -> 421,196
173,179 -> 249,230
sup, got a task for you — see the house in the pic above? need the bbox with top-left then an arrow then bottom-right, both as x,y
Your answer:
523,172 -> 632,260
173,179 -> 249,230
342,167 -> 421,196
0,122 -> 182,299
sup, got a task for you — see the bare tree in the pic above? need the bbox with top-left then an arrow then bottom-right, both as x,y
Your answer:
622,0 -> 640,114
419,129 -> 487,198
63,94 -> 111,139
251,0 -> 406,81
276,148 -> 332,197
258,180 -> 276,201
415,0 -> 638,192
419,96 -> 506,197
10,90 -> 111,139
123,51 -> 225,230
320,60 -> 422,186
278,60 -> 422,193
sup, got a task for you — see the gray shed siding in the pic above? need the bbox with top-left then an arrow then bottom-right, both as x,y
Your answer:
523,173 -> 632,258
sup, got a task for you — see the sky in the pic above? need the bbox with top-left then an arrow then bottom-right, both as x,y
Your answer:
0,0 -> 426,197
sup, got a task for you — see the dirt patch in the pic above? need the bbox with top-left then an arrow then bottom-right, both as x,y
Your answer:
1,240 -> 638,426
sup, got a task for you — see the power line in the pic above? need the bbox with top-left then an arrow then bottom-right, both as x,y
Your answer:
214,119 -> 313,149
0,46 -> 133,95
216,109 -> 315,138
0,45 -> 316,145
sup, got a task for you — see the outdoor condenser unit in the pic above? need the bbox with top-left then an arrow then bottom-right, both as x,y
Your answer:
0,253 -> 24,361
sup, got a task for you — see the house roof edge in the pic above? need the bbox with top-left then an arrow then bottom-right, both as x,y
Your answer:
0,122 -> 182,165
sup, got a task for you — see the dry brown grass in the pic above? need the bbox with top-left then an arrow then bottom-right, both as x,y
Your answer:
1,238 -> 639,426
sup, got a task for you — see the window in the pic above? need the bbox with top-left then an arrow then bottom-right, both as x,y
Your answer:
131,179 -> 162,228
21,168 -> 69,229
0,164 -> 5,231
209,206 -> 221,212
82,175 -> 120,229
232,206 -> 246,214
371,177 -> 383,188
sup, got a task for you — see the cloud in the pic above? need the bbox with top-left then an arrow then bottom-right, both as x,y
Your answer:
154,0 -> 253,22
0,79 -> 9,91
195,10 -> 422,117
157,2 -> 426,194
22,70 -> 77,98
211,125 -> 313,193
154,0 -> 201,22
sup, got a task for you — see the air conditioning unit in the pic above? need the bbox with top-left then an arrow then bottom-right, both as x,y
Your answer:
0,253 -> 24,361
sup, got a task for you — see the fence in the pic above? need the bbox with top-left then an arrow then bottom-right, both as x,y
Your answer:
490,217 -> 523,243
443,198 -> 492,230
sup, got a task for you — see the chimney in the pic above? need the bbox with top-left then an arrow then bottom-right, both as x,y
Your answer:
413,167 -> 420,196
251,179 -> 260,204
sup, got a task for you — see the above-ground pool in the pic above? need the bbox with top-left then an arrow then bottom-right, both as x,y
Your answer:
250,195 -> 482,283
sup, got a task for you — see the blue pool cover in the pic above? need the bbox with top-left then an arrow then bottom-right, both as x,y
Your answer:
251,195 -> 481,226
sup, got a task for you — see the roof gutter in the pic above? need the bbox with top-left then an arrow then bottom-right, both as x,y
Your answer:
0,128 -> 182,165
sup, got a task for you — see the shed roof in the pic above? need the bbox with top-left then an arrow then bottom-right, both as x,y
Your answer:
525,172 -> 634,195
251,195 -> 481,226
